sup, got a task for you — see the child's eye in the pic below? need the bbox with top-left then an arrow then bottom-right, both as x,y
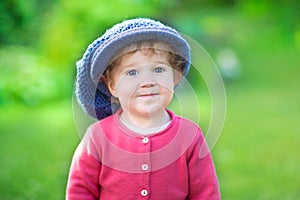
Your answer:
154,67 -> 165,73
127,69 -> 138,76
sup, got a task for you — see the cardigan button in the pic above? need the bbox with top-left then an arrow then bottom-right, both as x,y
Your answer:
141,189 -> 148,196
141,164 -> 149,171
142,137 -> 149,144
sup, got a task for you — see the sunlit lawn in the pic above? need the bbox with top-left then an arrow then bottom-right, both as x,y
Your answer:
214,33 -> 300,199
1,12 -> 299,200
0,102 -> 79,199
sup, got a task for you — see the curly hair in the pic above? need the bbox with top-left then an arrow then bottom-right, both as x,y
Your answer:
100,40 -> 187,85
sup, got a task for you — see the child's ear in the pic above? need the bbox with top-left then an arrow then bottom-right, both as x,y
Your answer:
173,70 -> 183,85
107,81 -> 117,97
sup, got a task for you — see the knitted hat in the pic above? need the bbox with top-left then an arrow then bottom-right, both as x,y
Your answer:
76,18 -> 191,120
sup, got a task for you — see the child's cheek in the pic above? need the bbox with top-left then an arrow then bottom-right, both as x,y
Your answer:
157,78 -> 175,92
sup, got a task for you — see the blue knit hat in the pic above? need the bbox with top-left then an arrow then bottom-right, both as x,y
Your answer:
76,18 -> 191,120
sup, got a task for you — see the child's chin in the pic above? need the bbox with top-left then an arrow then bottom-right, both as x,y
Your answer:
134,104 -> 165,116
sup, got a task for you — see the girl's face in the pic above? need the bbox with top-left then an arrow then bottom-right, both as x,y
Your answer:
108,50 -> 182,119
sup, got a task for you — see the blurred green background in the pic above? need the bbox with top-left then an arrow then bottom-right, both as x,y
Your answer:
0,0 -> 299,199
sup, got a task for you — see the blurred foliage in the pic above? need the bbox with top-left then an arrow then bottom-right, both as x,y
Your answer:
38,0 -> 163,68
0,0 -> 54,46
0,46 -> 68,105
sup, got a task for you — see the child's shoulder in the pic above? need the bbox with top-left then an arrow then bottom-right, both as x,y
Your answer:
81,115 -> 117,147
87,114 -> 116,130
171,111 -> 202,131
169,110 -> 205,143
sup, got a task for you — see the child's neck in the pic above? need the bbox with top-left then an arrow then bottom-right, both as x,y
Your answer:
120,109 -> 170,129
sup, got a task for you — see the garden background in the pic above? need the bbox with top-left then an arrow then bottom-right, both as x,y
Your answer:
0,0 -> 299,199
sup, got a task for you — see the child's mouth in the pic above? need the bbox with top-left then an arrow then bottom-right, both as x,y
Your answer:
138,93 -> 158,98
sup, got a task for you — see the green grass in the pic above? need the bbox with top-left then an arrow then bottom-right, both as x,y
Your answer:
215,86 -> 300,199
213,30 -> 300,199
0,102 -> 79,199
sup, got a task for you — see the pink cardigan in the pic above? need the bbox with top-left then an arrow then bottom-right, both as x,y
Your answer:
66,110 -> 220,200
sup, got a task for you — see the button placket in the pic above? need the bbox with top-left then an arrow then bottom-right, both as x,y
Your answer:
139,136 -> 151,198
140,137 -> 150,172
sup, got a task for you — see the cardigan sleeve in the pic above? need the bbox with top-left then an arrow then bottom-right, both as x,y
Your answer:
187,130 -> 221,200
65,138 -> 101,200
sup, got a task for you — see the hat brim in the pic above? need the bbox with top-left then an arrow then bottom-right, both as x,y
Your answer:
90,29 -> 190,84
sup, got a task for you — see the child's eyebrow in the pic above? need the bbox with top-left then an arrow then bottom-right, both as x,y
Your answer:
119,63 -> 138,69
122,61 -> 170,68
154,61 -> 170,65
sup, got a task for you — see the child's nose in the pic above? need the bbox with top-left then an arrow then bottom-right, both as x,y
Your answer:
140,72 -> 156,88
140,81 -> 156,88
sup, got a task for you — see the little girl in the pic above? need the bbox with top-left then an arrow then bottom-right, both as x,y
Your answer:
66,18 -> 220,200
